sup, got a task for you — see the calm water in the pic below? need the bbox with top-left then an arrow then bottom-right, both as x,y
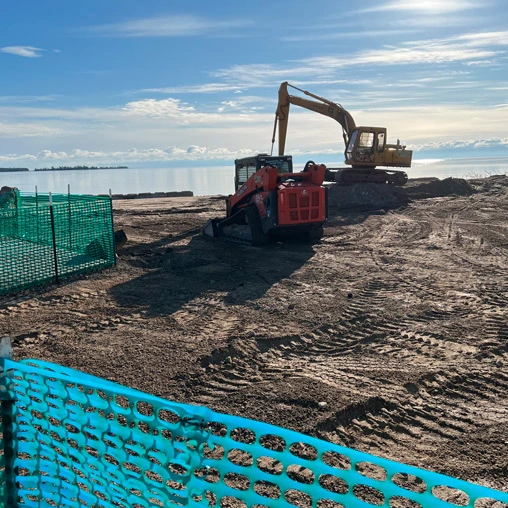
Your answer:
2,157 -> 507,197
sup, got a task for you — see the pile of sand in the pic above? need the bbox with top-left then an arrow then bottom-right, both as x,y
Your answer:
327,183 -> 408,210
405,177 -> 476,199
326,178 -> 479,210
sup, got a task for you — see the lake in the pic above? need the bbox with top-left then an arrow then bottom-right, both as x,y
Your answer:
2,156 -> 507,197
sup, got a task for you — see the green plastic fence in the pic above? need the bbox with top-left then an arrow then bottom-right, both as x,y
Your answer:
0,358 -> 506,508
0,191 -> 115,295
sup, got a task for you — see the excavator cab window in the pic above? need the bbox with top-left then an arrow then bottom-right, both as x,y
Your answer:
377,132 -> 386,153
346,129 -> 358,160
358,132 -> 375,150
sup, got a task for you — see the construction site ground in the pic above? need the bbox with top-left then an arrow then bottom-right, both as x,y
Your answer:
1,175 -> 507,493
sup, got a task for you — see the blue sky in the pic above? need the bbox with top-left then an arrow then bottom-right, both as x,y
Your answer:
1,0 -> 507,168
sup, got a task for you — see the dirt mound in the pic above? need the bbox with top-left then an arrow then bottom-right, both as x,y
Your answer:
468,174 -> 508,193
405,177 -> 476,199
327,183 -> 408,210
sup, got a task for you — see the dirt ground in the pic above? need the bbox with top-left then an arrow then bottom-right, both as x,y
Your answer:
1,175 -> 507,493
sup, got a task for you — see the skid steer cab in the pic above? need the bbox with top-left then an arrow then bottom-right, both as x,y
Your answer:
202,155 -> 328,245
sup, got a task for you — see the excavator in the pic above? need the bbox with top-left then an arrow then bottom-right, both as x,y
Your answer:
202,154 -> 328,245
272,82 -> 412,186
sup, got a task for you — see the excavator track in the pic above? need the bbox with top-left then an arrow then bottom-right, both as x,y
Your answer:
334,168 -> 408,186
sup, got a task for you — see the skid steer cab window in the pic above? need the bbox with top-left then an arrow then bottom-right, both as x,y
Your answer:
265,160 -> 291,174
236,163 -> 257,190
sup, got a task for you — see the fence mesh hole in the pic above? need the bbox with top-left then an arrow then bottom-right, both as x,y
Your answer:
254,480 -> 281,499
230,427 -> 256,444
227,448 -> 253,467
392,473 -> 427,494
260,434 -> 286,451
432,486 -> 469,506
389,496 -> 423,508
321,451 -> 351,470
356,461 -> 387,481
257,456 -> 283,476
285,488 -> 312,508
353,484 -> 385,506
224,472 -> 250,491
287,464 -> 315,485
289,442 -> 318,461
318,474 -> 348,494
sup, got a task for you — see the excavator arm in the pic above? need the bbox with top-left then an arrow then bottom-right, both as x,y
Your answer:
273,81 -> 356,156
271,81 -> 412,184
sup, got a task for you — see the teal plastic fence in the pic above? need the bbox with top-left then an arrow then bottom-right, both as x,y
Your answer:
0,358 -> 506,508
0,191 -> 115,296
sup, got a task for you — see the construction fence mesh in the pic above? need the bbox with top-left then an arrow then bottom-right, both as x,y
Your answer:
0,191 -> 115,295
0,358 -> 506,508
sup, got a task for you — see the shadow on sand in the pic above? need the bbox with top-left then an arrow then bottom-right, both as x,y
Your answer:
108,199 -> 391,318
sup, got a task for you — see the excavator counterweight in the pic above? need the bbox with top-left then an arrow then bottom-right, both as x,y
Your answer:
273,82 -> 412,186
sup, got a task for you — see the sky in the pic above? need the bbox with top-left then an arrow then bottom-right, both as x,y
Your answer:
1,0 -> 507,168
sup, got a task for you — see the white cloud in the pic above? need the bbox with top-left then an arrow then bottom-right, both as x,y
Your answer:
410,137 -> 508,151
138,83 -> 245,95
0,121 -> 60,138
86,15 -> 248,37
281,29 -> 419,42
359,0 -> 481,14
1,134 -> 506,167
211,30 -> 508,85
0,146 -> 254,165
457,31 -> 508,47
122,98 -> 195,118
1,46 -> 45,58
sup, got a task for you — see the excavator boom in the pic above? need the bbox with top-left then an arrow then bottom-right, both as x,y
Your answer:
273,81 -> 412,186
275,82 -> 356,155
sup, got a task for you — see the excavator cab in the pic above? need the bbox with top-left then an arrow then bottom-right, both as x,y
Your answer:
235,155 -> 293,191
346,127 -> 411,169
346,127 -> 384,166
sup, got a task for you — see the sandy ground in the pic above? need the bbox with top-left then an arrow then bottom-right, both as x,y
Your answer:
1,175 -> 507,493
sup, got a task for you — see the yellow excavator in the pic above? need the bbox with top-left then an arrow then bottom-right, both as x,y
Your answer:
272,81 -> 412,185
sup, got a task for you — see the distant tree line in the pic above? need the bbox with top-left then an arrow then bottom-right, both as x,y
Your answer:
0,167 -> 29,172
34,165 -> 128,171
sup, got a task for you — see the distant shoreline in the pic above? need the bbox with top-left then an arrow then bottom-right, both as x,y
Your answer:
0,168 -> 29,172
34,166 -> 128,171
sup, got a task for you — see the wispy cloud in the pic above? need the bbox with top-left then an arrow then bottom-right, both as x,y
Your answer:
1,46 -> 45,58
281,29 -> 421,42
0,121 -> 60,138
0,95 -> 59,104
411,137 -> 508,152
358,0 -> 482,14
122,98 -> 195,118
138,83 -> 244,95
0,146 -> 254,164
457,31 -> 508,46
85,14 -> 249,37
212,30 -> 508,84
